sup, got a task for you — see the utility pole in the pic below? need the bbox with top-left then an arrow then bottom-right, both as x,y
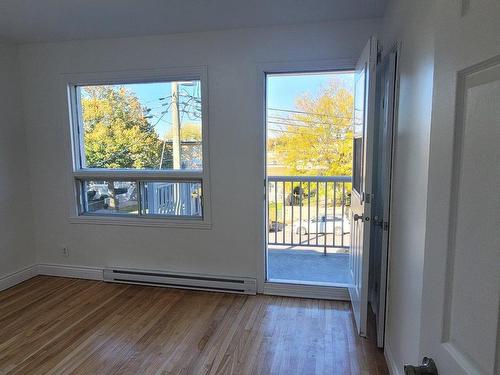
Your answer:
171,82 -> 181,169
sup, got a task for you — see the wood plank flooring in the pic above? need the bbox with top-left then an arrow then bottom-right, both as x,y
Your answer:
0,276 -> 388,375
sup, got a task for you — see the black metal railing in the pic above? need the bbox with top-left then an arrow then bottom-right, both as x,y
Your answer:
268,176 -> 352,253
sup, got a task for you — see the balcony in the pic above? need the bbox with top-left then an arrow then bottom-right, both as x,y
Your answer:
267,175 -> 352,286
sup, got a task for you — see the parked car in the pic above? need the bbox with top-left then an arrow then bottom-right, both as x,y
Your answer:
103,185 -> 136,208
293,215 -> 350,236
269,221 -> 285,232
86,182 -> 136,210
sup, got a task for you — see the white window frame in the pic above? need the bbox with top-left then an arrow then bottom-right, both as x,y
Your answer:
64,66 -> 212,229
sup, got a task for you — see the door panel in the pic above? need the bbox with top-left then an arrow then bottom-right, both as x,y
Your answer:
412,2 -> 500,374
437,59 -> 500,375
349,37 -> 377,337
377,49 -> 397,349
370,47 -> 398,348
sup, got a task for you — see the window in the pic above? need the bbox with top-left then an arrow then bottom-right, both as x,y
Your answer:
352,66 -> 365,195
352,137 -> 362,193
68,69 -> 210,226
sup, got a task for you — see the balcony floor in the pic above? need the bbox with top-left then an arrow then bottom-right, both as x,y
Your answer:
267,245 -> 351,286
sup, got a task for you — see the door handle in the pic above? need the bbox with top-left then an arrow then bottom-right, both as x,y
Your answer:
353,214 -> 364,222
353,214 -> 370,222
404,357 -> 438,375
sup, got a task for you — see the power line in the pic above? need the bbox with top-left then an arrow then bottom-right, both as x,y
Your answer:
268,123 -> 348,139
151,102 -> 173,128
268,121 -> 347,133
143,93 -> 200,110
141,95 -> 171,105
267,116 -> 351,128
150,114 -> 172,125
268,124 -> 339,135
268,124 -> 316,133
267,107 -> 353,120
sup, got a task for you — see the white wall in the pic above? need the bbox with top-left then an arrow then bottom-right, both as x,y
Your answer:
18,20 -> 380,280
0,44 -> 36,279
381,0 -> 436,371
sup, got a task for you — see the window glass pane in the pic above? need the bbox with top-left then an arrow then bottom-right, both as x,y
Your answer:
82,180 -> 138,215
77,80 -> 202,171
353,67 -> 365,136
352,66 -> 366,194
352,137 -> 362,193
140,181 -> 202,217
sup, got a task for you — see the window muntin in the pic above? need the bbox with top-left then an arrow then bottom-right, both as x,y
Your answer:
69,74 -> 207,222
76,81 -> 202,171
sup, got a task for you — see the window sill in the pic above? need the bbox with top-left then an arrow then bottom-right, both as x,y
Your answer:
68,215 -> 212,229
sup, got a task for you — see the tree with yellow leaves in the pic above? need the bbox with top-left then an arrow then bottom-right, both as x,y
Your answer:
268,79 -> 353,177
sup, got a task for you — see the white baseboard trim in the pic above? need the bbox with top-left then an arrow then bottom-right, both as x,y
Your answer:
36,264 -> 103,281
0,265 -> 38,292
385,342 -> 403,375
263,281 -> 350,301
2,265 -> 351,303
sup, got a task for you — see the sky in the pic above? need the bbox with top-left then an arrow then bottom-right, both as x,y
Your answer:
87,71 -> 354,139
266,71 -> 354,138
266,71 -> 353,110
122,81 -> 201,137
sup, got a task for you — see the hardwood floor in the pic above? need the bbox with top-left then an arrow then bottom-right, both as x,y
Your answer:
0,276 -> 388,375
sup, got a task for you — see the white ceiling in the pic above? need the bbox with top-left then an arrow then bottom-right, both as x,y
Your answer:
0,0 -> 387,44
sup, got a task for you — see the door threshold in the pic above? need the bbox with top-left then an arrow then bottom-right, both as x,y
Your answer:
263,281 -> 350,301
267,278 -> 353,288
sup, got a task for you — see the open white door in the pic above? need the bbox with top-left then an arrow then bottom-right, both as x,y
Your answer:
349,37 -> 377,337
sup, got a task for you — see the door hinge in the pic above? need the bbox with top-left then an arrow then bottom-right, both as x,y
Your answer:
383,221 -> 389,231
372,216 -> 387,228
404,357 -> 438,375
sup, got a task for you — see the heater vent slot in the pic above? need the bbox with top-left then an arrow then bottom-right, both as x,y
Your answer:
103,268 -> 257,295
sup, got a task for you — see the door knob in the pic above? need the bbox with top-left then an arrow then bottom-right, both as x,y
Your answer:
404,357 -> 438,375
353,214 -> 364,221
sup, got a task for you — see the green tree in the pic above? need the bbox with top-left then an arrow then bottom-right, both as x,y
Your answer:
269,79 -> 353,177
81,86 -> 163,211
81,86 -> 162,169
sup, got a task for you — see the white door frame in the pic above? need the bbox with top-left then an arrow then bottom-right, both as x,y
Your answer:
256,58 -> 356,299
